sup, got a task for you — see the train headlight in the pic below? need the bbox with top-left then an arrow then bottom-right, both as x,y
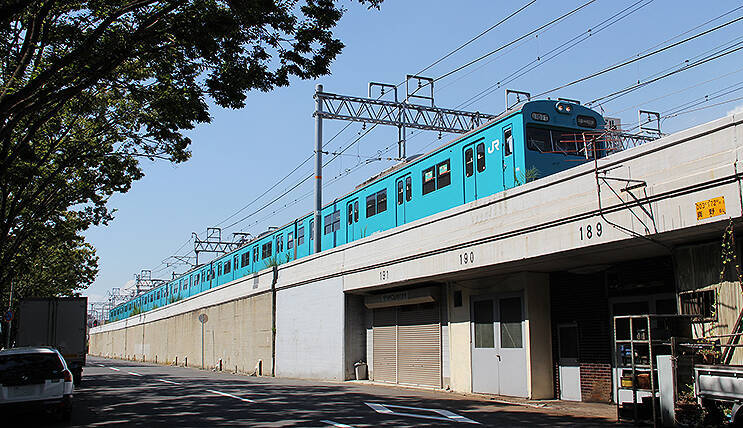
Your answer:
555,102 -> 571,114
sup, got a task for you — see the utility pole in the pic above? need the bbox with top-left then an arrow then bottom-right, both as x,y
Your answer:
313,84 -> 323,254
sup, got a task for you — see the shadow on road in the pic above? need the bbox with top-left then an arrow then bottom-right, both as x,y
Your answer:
9,357 -> 619,427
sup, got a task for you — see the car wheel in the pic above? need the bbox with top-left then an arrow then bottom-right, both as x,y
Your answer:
59,396 -> 73,422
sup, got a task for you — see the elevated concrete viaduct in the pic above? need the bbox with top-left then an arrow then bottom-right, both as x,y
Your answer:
90,113 -> 743,403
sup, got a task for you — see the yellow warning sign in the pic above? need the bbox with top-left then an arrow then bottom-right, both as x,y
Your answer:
696,196 -> 726,220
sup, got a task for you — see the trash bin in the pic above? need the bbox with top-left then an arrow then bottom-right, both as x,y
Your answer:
354,361 -> 368,380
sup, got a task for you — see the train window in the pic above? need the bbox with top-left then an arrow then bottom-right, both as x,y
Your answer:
332,211 -> 340,231
195,273 -> 200,285
504,128 -> 513,156
253,247 -> 259,262
224,260 -> 231,275
437,159 -> 451,189
276,234 -> 284,252
324,211 -> 340,234
465,148 -> 474,177
324,213 -> 331,233
310,220 -> 314,240
241,252 -> 249,267
217,264 -> 222,276
405,177 -> 412,201
234,255 -> 239,270
354,201 -> 359,221
422,166 -> 436,195
376,189 -> 387,214
397,180 -> 404,205
261,242 -> 272,259
347,203 -> 353,224
287,232 -> 294,249
297,226 -> 305,245
526,127 -> 551,153
366,190 -> 387,217
366,194 -> 376,217
476,143 -> 485,172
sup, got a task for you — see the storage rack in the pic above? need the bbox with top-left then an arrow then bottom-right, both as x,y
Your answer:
612,314 -> 690,427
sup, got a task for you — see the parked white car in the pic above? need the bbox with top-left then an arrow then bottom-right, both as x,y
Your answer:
0,346 -> 74,421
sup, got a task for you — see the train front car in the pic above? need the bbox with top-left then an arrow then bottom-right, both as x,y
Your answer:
519,100 -> 605,181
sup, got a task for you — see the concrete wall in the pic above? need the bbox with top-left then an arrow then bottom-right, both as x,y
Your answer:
275,277 -> 345,380
89,292 -> 272,374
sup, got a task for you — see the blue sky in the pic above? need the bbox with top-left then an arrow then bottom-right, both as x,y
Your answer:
84,0 -> 743,305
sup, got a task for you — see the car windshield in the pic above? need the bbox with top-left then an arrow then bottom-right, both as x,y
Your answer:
0,352 -> 65,384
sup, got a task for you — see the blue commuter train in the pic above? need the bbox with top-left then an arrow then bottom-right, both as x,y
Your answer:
109,99 -> 605,321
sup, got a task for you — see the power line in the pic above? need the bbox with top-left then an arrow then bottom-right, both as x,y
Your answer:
605,65 -> 743,116
587,41 -> 743,106
212,122 -> 354,229
456,0 -> 653,110
434,0 -> 599,83
533,13 -> 743,99
414,0 -> 537,76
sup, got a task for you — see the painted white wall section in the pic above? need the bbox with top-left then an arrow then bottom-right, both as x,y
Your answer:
275,277 -> 345,380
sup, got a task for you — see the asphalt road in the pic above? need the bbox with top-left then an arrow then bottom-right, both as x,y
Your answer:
9,356 -> 617,427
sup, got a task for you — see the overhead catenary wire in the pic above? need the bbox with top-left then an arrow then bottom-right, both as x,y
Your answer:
606,65 -> 743,116
532,13 -> 743,99
434,0 -> 599,83
456,0 -> 653,110
587,41 -> 743,107
413,0 -> 537,76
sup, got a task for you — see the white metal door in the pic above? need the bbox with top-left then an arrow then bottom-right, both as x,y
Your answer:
471,295 -> 527,397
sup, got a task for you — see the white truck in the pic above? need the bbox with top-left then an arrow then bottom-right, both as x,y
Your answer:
695,364 -> 743,426
15,297 -> 87,385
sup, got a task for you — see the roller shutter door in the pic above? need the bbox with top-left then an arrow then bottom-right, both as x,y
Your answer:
372,303 -> 441,388
373,307 -> 397,383
398,302 -> 441,387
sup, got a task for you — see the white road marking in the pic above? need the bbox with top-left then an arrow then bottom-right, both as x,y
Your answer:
128,372 -> 143,376
157,378 -> 181,385
206,389 -> 255,403
365,402 -> 480,424
320,420 -> 354,427
109,367 -> 120,371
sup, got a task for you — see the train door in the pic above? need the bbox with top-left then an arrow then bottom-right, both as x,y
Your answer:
501,126 -> 516,190
395,175 -> 411,226
346,199 -> 359,242
309,219 -> 315,254
463,144 -> 476,202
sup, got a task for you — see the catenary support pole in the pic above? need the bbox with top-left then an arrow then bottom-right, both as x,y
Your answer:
314,84 -> 323,254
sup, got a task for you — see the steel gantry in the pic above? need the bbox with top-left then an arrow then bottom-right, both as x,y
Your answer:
192,227 -> 250,265
312,75 -> 499,252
